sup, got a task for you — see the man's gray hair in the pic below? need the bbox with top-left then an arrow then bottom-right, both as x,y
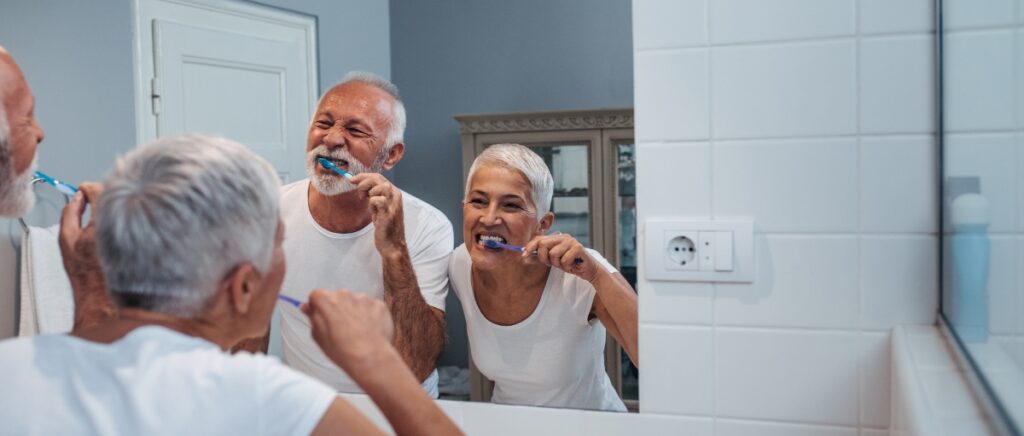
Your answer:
465,143 -> 554,217
96,135 -> 281,318
328,71 -> 406,151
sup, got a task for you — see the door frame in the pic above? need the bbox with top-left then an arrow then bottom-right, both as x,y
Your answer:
132,0 -> 319,146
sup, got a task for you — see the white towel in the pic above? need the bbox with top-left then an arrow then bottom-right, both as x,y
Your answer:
18,224 -> 74,336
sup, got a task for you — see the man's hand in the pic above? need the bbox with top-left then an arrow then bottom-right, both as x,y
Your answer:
59,182 -> 117,331
302,289 -> 395,374
350,173 -> 405,255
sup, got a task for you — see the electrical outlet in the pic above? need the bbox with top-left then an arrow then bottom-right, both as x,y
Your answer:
644,218 -> 754,282
665,233 -> 697,270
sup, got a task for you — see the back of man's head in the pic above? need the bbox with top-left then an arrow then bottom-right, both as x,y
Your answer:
96,135 -> 281,317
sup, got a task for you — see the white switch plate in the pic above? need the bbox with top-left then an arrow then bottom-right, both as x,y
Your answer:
644,218 -> 755,282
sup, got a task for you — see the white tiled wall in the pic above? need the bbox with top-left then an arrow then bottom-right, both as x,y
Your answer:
633,0 -> 939,433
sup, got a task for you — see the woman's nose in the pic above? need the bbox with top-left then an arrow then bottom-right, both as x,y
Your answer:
481,206 -> 502,225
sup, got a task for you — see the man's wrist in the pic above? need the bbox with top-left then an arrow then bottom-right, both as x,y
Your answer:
377,243 -> 409,262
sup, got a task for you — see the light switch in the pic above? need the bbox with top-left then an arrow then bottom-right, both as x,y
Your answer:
698,232 -> 716,271
715,231 -> 734,271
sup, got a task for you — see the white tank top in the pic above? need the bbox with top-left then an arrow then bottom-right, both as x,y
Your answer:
448,244 -> 627,412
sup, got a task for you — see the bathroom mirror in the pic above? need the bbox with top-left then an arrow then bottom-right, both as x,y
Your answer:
939,0 -> 1024,432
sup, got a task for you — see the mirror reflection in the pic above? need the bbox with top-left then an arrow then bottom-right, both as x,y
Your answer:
0,0 -> 635,423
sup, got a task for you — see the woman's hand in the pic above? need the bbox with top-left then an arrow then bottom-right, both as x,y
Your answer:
522,233 -> 602,282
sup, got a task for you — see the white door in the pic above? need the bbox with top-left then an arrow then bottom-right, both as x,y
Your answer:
134,0 -> 317,356
135,0 -> 318,183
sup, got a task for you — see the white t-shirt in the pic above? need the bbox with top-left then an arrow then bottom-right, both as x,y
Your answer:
448,244 -> 627,412
0,326 -> 337,435
278,179 -> 453,393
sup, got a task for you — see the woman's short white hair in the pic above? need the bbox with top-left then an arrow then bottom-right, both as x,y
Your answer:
325,71 -> 407,152
96,135 -> 281,318
465,143 -> 554,217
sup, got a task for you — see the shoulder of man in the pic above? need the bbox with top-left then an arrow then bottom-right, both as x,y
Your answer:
399,189 -> 453,232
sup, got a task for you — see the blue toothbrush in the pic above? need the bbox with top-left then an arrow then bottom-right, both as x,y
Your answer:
278,295 -> 303,308
35,170 -> 78,195
482,239 -> 583,265
317,157 -> 354,180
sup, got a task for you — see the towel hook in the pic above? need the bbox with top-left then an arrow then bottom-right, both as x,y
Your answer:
18,177 -> 72,234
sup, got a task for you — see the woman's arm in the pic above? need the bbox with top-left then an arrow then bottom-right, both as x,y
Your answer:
589,270 -> 639,367
524,234 -> 639,367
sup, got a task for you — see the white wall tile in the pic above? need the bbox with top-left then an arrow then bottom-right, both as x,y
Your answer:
1018,32 -> 1024,130
716,236 -> 859,328
640,325 -> 714,415
860,136 -> 937,233
861,333 -> 892,428
712,41 -> 856,138
904,325 -> 957,370
859,36 -> 935,134
860,237 -> 938,330
919,369 -> 986,419
713,138 -> 857,232
859,0 -> 933,34
460,401 -> 584,436
638,281 -> 713,325
1019,134 -> 1024,229
582,412 -> 713,436
716,329 -> 861,425
944,133 -> 1017,233
944,0 -> 1017,30
635,50 -> 710,141
633,0 -> 707,49
709,0 -> 853,44
1019,237 -> 1024,334
716,418 -> 858,436
944,30 -> 1015,132
636,142 -> 711,219
986,237 -> 1020,334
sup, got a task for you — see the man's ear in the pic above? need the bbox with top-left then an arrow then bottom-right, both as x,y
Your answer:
539,211 -> 555,234
226,263 -> 258,315
381,142 -> 405,171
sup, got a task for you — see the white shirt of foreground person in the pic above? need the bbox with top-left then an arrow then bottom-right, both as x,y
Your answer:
278,179 -> 453,394
448,244 -> 627,412
0,326 -> 336,435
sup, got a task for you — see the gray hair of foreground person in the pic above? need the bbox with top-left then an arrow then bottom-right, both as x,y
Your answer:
465,143 -> 554,217
95,135 -> 281,318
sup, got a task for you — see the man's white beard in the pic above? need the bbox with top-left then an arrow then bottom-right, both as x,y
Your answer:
305,145 -> 386,196
0,157 -> 37,217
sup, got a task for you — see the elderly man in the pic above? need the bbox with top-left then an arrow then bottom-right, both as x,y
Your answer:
0,135 -> 462,435
0,46 -> 114,329
254,72 -> 452,395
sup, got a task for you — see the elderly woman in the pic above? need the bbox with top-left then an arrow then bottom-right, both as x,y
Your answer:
0,135 -> 460,435
449,143 -> 639,412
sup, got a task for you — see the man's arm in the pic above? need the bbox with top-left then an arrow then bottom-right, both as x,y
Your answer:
305,289 -> 462,436
380,247 -> 446,380
59,183 -> 118,332
351,172 -> 446,381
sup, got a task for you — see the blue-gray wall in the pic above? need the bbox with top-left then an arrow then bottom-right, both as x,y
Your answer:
389,0 -> 633,367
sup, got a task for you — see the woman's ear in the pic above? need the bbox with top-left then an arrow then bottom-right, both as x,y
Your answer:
539,211 -> 555,234
226,263 -> 258,315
